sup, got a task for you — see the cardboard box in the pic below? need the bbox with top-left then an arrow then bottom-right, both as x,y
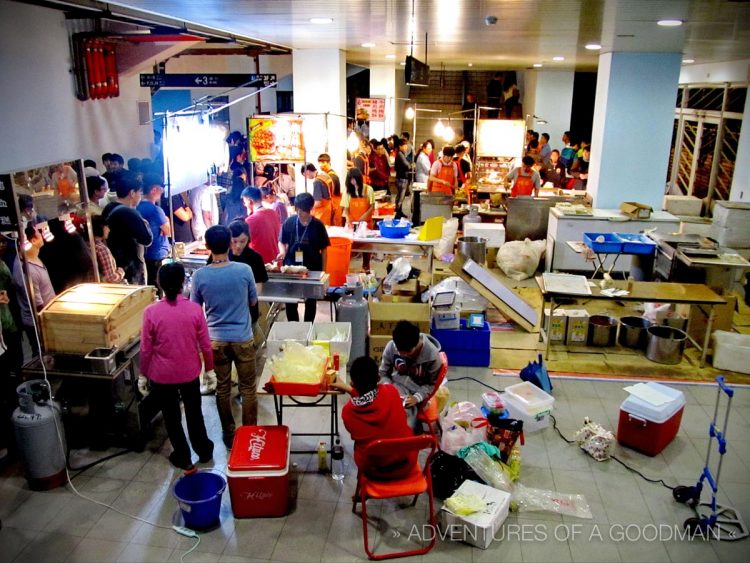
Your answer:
393,278 -> 418,296
712,200 -> 750,227
440,480 -> 511,549
565,309 -> 590,346
687,295 -> 736,346
663,195 -> 702,216
368,334 -> 391,366
544,308 -> 567,342
369,301 -> 430,336
432,264 -> 454,286
620,201 -> 653,219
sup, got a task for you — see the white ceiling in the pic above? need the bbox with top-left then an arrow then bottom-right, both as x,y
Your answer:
105,0 -> 750,71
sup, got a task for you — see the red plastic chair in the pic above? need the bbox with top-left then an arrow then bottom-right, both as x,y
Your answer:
416,351 -> 449,435
352,435 -> 438,560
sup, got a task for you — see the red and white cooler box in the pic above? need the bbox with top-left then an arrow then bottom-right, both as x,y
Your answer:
227,425 -> 291,518
617,382 -> 686,456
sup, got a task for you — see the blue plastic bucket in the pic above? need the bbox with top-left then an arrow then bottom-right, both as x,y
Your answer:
172,470 -> 226,530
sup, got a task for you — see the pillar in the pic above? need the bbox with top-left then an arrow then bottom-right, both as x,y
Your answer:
292,49 -> 347,181
525,70 -> 575,154
369,65 -> 397,140
588,52 -> 682,209
729,92 -> 750,202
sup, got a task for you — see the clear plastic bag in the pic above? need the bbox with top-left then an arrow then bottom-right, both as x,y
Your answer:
496,239 -> 547,281
384,257 -> 412,285
440,402 -> 488,455
268,342 -> 328,382
512,484 -> 593,519
421,276 -> 490,311
434,217 -> 459,260
444,494 -> 487,516
462,446 -> 513,493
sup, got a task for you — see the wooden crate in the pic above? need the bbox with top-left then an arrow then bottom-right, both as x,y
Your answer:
39,284 -> 156,354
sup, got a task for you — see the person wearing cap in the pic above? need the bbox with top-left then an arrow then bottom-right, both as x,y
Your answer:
317,153 -> 342,226
277,193 -> 330,322
301,163 -> 333,226
137,174 -> 171,287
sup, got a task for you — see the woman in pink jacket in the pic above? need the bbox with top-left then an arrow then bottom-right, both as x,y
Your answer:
140,262 -> 214,470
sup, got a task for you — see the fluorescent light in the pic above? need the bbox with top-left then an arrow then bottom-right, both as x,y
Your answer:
585,43 -> 602,50
682,58 -> 695,64
385,54 -> 396,59
361,42 -> 376,48
399,61 -> 406,66
533,63 -> 543,68
553,56 -> 565,61
309,17 -> 333,24
657,19 -> 683,27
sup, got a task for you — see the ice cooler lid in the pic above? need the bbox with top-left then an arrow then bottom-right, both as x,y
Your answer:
228,425 -> 289,472
620,382 -> 686,424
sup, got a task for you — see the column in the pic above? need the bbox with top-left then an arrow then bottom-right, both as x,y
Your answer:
525,70 -> 575,154
369,65 -> 397,140
729,92 -> 750,202
588,52 -> 682,209
293,49 -> 347,179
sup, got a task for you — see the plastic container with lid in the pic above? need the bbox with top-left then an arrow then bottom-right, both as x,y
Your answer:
617,382 -> 685,456
227,425 -> 291,517
482,391 -> 505,415
502,382 -> 555,433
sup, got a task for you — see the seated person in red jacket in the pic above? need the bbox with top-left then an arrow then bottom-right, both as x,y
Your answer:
333,356 -> 415,480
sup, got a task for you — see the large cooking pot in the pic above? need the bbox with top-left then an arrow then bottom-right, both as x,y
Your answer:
588,315 -> 617,347
618,316 -> 653,349
457,236 -> 487,264
646,326 -> 687,365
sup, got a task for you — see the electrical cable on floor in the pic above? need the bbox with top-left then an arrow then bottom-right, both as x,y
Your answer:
550,414 -> 676,490
15,237 -> 198,561
449,376 -> 504,392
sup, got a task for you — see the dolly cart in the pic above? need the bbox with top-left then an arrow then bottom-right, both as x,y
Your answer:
672,376 -> 749,540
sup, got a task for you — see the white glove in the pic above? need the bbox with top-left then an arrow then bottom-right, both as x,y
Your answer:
137,375 -> 151,398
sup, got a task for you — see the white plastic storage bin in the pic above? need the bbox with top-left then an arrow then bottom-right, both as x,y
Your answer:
266,322 -> 312,359
311,321 -> 352,364
503,382 -> 555,433
463,223 -> 506,248
712,331 -> 750,375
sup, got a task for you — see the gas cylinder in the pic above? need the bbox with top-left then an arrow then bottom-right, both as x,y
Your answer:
463,204 -> 482,226
12,380 -> 67,490
336,283 -> 369,369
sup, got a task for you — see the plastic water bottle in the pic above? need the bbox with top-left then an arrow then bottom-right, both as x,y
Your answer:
331,439 -> 345,481
317,441 -> 328,473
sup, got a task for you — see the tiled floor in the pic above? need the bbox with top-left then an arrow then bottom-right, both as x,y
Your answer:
2,368 -> 750,562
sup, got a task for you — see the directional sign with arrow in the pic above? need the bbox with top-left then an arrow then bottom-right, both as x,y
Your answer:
139,73 -> 276,89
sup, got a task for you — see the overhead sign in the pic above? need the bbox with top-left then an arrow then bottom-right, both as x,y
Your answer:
355,98 -> 386,122
0,174 -> 19,231
139,73 -> 276,88
248,117 -> 305,163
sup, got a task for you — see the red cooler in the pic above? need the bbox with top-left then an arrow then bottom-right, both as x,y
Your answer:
227,425 -> 291,518
617,382 -> 686,456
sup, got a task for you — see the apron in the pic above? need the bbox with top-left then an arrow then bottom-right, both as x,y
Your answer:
348,195 -> 372,229
311,174 -> 333,225
511,173 -> 535,197
428,161 -> 455,195
328,171 -> 342,226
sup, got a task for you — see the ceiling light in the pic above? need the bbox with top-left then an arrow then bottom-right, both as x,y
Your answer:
657,19 -> 683,27
553,56 -> 565,61
533,63 -> 543,68
399,61 -> 406,66
434,120 -> 445,137
404,107 -> 415,120
585,43 -> 602,50
309,17 -> 333,24
683,58 -> 695,64
361,42 -> 376,48
468,63 -> 473,67
385,54 -> 396,59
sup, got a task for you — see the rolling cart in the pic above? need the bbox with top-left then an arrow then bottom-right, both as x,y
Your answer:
672,376 -> 749,541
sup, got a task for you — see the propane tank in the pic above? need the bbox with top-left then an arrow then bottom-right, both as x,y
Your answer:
12,380 -> 67,490
463,204 -> 482,226
336,283 -> 369,369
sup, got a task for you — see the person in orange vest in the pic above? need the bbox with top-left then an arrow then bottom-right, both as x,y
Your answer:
506,156 -> 541,197
341,167 -> 374,271
428,145 -> 458,195
301,162 -> 332,226
317,153 -> 342,226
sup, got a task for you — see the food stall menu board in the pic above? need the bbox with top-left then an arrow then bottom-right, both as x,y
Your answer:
476,119 -> 525,159
355,98 -> 386,122
0,174 -> 19,231
248,117 -> 305,163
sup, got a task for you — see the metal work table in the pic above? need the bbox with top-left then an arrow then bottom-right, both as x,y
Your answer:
535,277 -> 727,367
257,363 -> 343,462
349,234 -> 438,272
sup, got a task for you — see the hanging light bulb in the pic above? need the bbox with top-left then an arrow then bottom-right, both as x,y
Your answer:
434,119 -> 445,137
347,130 -> 360,154
443,125 -> 455,141
404,106 -> 415,120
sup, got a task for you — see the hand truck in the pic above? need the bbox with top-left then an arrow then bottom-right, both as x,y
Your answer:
672,376 -> 749,541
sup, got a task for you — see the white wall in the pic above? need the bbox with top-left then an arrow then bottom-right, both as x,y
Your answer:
528,71 -> 575,153
0,1 -> 152,172
679,60 -> 750,84
259,54 -> 293,114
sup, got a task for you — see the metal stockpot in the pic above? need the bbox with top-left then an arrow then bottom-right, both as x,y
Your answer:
646,326 -> 687,365
457,236 -> 487,264
618,316 -> 653,349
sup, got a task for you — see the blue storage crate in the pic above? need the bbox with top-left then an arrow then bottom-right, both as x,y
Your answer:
614,233 -> 657,255
431,319 -> 490,351
444,348 -> 491,367
583,232 -> 623,253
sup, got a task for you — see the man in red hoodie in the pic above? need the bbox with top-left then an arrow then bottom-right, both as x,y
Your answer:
333,356 -> 415,480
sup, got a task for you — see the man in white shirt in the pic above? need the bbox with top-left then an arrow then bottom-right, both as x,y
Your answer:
190,184 -> 219,240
